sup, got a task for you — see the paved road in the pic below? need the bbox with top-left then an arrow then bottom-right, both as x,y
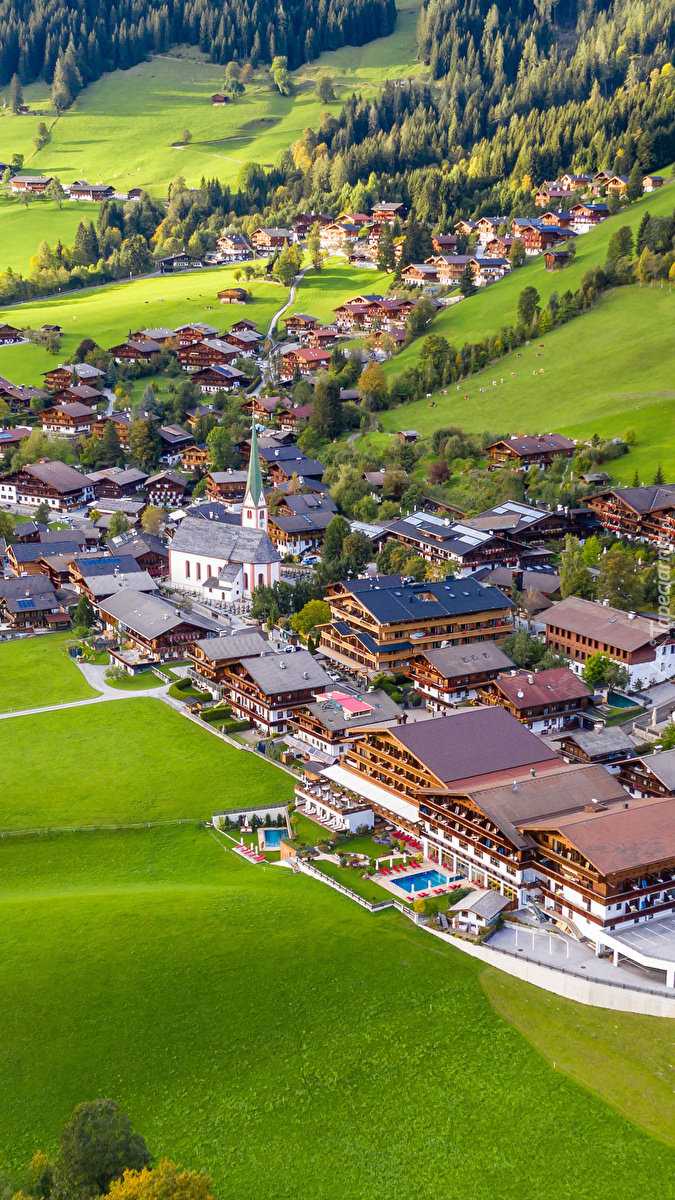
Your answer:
0,661 -> 178,721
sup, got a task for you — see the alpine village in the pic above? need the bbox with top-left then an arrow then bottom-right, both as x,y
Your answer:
2,0 -> 675,1195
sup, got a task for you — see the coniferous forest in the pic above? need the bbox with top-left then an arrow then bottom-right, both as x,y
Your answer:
0,0 -> 396,88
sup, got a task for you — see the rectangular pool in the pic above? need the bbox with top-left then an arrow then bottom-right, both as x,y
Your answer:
263,828 -> 286,848
392,869 -> 448,894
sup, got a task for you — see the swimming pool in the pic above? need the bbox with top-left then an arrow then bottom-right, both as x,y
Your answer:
263,828 -> 286,848
392,869 -> 448,894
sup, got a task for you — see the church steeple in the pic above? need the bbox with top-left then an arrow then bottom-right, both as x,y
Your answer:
241,420 -> 268,530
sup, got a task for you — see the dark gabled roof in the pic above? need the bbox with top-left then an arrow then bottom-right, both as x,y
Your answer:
193,630 -> 269,663
9,539 -> 84,563
390,707 -> 559,787
337,575 -> 513,625
588,485 -> 675,515
521,794 -> 675,875
100,589 -> 220,638
21,460 -> 92,493
75,554 -> 141,579
635,750 -> 675,790
106,531 -> 168,559
414,642 -> 515,680
242,649 -> 331,695
544,595 -> 669,651
0,574 -> 56,600
489,434 -> 576,456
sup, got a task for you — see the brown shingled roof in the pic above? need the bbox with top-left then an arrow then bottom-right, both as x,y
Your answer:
544,595 -> 668,652
521,795 -> 675,876
491,667 -> 591,710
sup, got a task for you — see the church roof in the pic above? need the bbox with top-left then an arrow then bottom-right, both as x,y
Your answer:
169,516 -> 280,565
245,421 -> 265,506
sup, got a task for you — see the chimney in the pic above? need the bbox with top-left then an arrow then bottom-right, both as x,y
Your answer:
512,781 -> 518,792
527,674 -> 534,685
627,611 -> 636,620
530,768 -> 535,777
603,598 -> 610,606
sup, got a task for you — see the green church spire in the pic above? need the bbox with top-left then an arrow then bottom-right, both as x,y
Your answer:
245,420 -> 264,506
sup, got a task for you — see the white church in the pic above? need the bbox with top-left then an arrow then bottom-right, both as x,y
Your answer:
168,423 -> 281,603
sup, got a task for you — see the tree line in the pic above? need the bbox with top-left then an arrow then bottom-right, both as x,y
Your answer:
0,0 -> 395,93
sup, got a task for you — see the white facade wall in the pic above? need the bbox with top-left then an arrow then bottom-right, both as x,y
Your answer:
566,642 -> 675,687
169,547 -> 280,599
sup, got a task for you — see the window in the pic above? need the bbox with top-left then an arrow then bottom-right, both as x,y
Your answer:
243,572 -> 249,592
185,560 -> 190,579
196,562 -> 201,581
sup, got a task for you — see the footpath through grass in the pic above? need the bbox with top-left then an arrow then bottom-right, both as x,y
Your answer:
0,697 -> 293,830
0,633 -> 99,713
0,823 -> 674,1199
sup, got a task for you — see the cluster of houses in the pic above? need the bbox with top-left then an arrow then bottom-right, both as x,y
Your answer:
8,174 -> 143,203
534,169 -> 665,208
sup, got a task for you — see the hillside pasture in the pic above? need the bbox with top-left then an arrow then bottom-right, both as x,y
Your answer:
0,822 -> 674,1199
286,258 -> 390,324
0,266 -> 284,385
0,196 -> 94,276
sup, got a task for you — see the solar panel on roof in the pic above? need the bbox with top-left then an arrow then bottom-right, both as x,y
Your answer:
16,598 -> 35,609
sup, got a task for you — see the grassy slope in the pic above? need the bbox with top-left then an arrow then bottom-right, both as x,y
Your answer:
0,823 -> 674,1200
0,634 -> 99,713
482,967 -> 675,1146
0,267 -> 284,385
0,698 -> 293,829
362,178 -> 675,480
0,196 -> 94,275
0,4 -> 423,199
286,258 -> 391,324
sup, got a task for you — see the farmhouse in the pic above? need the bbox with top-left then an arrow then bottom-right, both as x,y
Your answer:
177,337 -> 239,371
217,287 -> 249,304
319,574 -> 514,677
251,227 -> 292,251
175,323 -> 222,346
0,574 -> 68,630
0,323 -> 23,344
108,339 -> 162,363
583,484 -> 675,550
382,511 -> 528,572
544,595 -> 675,686
69,555 -> 156,603
69,181 -> 115,202
42,362 -> 106,391
145,470 -> 189,508
205,469 -> 249,502
486,433 -> 576,469
107,529 -> 169,576
569,202 -> 609,233
190,630 -> 269,691
9,174 -> 52,194
371,201 -> 406,223
0,460 -> 96,512
87,467 -> 148,498
51,382 -> 104,406
408,642 -> 516,712
159,426 -> 194,463
211,93 -> 231,104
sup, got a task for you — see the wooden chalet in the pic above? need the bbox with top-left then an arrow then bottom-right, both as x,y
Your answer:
189,630 -> 269,690
177,338 -> 238,371
280,346 -> 332,380
190,365 -> 248,393
319,574 -> 514,677
643,175 -> 665,192
0,323 -> 23,345
106,530 -> 169,576
284,313 -> 320,338
620,750 -> 675,799
486,433 -> 576,469
87,467 -> 148,498
108,339 -> 162,363
180,443 -> 211,474
477,667 -> 591,732
0,575 -> 68,630
544,249 -> 571,270
200,645 -> 331,734
371,201 -> 406,224
539,210 -> 574,229
211,93 -> 231,104
535,186 -> 567,208
99,589 -> 219,661
0,460 -> 96,513
277,403 -> 312,433
145,470 -> 189,508
174,323 -> 222,347
251,227 -> 292,251
431,233 -> 458,253
225,328 -> 261,356
582,485 -> 675,550
569,202 -> 609,233
9,174 -> 52,194
243,395 -> 284,421
549,726 -> 635,769
509,221 -> 573,254
408,641 -> 515,711
69,181 -> 115,201
215,235 -> 252,260
205,469 -> 249,501
50,383 -> 103,407
40,402 -> 97,437
42,363 -> 105,392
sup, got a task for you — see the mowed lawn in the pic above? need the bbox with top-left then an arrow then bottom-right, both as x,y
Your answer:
0,633 -> 99,713
0,268 -> 285,386
482,967 -> 675,1146
0,698 -> 292,829
0,823 -> 674,1200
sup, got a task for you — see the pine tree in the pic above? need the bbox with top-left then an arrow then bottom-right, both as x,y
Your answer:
310,372 -> 342,438
101,421 -> 122,464
631,468 -> 640,487
377,222 -> 396,272
653,463 -> 665,485
8,73 -> 23,114
626,162 -> 644,202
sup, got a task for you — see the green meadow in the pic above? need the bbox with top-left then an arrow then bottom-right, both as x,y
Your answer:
0,697 -> 293,830
0,196 -> 93,275
0,821 -> 674,1200
0,267 -> 284,384
0,633 -> 99,713
286,258 -> 390,324
0,1 -> 423,200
